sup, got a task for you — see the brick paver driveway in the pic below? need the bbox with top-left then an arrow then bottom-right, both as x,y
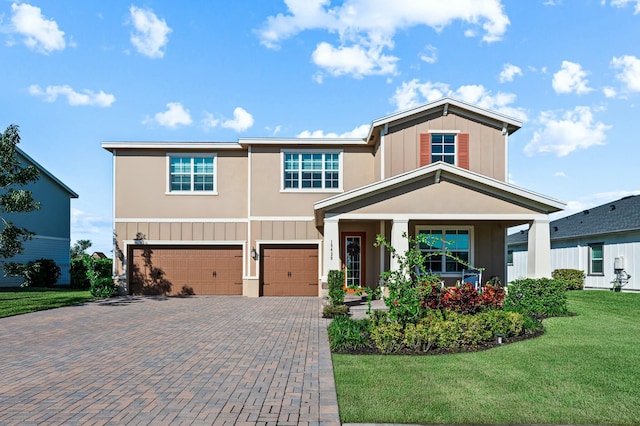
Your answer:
0,296 -> 340,425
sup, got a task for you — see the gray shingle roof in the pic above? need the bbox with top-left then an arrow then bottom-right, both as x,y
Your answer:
508,195 -> 640,245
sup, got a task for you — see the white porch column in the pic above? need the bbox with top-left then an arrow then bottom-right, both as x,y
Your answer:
322,218 -> 341,282
390,219 -> 409,272
527,218 -> 552,278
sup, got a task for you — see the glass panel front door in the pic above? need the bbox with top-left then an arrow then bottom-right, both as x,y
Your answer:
345,236 -> 362,288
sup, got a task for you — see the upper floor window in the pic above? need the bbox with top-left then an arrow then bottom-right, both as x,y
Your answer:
282,151 -> 342,191
419,132 -> 469,169
430,134 -> 456,164
589,243 -> 604,275
417,227 -> 472,274
168,154 -> 216,194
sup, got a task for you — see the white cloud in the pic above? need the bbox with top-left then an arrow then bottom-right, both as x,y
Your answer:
312,41 -> 398,77
258,0 -> 510,78
128,5 -> 171,58
611,0 -> 640,14
552,61 -> 593,94
144,102 -> 192,128
524,106 -> 610,157
419,45 -> 438,64
221,107 -> 254,132
391,79 -> 528,121
603,86 -> 618,98
297,124 -> 369,139
554,171 -> 566,177
499,63 -> 522,83
28,84 -> 115,107
9,3 -> 66,54
611,55 -> 640,92
201,107 -> 255,132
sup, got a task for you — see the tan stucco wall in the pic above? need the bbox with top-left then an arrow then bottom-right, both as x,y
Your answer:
332,180 -> 536,216
250,146 -> 375,217
115,149 -> 247,219
384,113 -> 506,181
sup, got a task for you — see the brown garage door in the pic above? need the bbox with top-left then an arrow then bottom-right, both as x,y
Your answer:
261,245 -> 318,296
128,245 -> 243,295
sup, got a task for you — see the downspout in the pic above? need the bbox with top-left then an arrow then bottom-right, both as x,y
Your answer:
380,123 -> 388,180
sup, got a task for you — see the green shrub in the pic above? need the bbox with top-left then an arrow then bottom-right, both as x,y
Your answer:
323,304 -> 349,318
328,269 -> 346,306
403,322 -> 435,352
552,269 -> 585,290
70,255 -> 113,290
482,310 -> 526,337
370,322 -> 404,354
90,277 -> 119,298
327,316 -> 372,352
504,278 -> 568,317
17,258 -> 61,288
369,309 -> 390,327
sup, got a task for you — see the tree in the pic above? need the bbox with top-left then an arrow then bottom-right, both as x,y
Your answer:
70,239 -> 92,259
0,124 -> 40,275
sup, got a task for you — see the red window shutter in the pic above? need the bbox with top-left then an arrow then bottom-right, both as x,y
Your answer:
419,133 -> 431,167
458,133 -> 469,169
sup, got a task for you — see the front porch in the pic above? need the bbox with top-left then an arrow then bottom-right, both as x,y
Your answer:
315,163 -> 565,291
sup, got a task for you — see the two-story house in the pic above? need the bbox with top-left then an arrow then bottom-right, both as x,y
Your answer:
102,97 -> 565,297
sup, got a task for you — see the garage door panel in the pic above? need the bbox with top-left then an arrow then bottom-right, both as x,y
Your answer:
129,246 -> 243,296
261,246 -> 318,297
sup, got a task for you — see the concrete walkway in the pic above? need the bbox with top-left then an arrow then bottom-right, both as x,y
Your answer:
0,296 -> 340,425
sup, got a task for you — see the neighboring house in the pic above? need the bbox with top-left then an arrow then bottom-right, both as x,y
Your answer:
102,97 -> 564,297
91,252 -> 108,259
508,195 -> 640,291
0,148 -> 79,287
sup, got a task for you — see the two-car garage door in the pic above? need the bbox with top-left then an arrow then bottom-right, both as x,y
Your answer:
128,245 -> 243,296
128,244 -> 319,297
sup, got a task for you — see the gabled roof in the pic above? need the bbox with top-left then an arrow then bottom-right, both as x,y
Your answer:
366,97 -> 523,143
315,161 -> 565,216
17,147 -> 78,198
508,195 -> 640,245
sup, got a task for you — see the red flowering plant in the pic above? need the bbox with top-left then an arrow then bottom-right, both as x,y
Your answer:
480,284 -> 505,309
440,282 -> 483,314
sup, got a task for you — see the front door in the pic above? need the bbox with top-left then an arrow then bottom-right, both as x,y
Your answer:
342,233 -> 365,288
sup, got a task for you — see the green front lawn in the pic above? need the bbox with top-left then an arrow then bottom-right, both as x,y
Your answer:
0,287 -> 94,318
332,291 -> 640,425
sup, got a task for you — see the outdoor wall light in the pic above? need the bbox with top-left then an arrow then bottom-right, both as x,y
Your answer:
496,333 -> 504,345
251,247 -> 259,261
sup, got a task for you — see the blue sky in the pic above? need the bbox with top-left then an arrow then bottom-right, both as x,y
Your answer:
1,0 -> 640,255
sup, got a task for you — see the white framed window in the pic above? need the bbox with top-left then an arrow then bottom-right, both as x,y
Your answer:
281,150 -> 342,192
430,133 -> 457,165
167,154 -> 217,194
589,243 -> 604,275
416,226 -> 473,275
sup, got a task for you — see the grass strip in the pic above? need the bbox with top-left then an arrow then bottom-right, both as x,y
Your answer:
0,288 -> 94,318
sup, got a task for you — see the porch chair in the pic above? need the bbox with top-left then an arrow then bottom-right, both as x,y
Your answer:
461,268 -> 482,290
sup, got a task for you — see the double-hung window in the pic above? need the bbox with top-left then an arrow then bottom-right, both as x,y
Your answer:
168,154 -> 216,194
282,151 -> 342,191
417,227 -> 471,274
589,243 -> 604,275
420,132 -> 469,169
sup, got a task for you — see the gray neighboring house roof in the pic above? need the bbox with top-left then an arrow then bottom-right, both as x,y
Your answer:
508,195 -> 640,246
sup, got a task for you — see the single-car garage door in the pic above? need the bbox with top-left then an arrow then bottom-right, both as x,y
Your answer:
128,245 -> 243,296
261,245 -> 319,296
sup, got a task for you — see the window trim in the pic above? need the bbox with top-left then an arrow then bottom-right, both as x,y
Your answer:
588,242 -> 604,276
415,225 -> 474,276
280,149 -> 343,193
166,153 -> 218,195
507,250 -> 514,266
